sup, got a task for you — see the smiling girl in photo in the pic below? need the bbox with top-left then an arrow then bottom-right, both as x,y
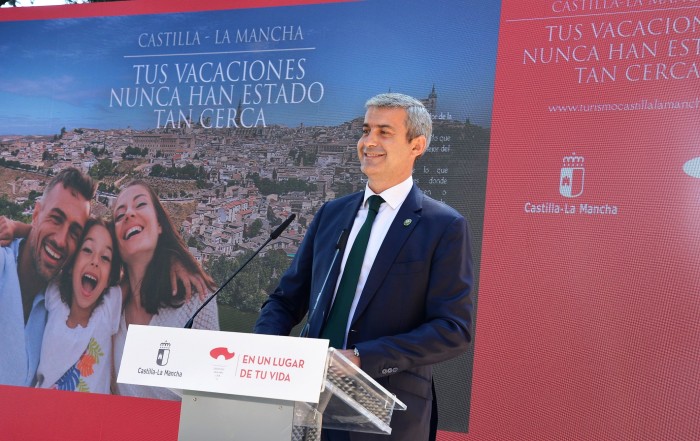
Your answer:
35,217 -> 122,393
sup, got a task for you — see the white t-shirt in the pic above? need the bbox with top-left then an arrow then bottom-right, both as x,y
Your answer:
35,282 -> 122,394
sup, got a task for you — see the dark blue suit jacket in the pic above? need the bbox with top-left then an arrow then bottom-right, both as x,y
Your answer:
255,184 -> 473,441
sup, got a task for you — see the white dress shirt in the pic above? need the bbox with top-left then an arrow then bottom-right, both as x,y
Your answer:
333,176 -> 414,348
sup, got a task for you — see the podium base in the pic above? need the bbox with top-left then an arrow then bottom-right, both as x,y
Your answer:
179,390 -> 295,441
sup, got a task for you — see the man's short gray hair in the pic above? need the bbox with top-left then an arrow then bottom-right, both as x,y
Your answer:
365,93 -> 432,149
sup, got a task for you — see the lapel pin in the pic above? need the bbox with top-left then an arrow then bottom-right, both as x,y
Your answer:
403,219 -> 412,227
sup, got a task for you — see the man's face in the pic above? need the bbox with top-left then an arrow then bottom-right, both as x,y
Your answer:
26,184 -> 90,282
357,106 -> 426,193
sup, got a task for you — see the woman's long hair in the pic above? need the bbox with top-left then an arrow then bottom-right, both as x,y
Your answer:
119,180 -> 214,314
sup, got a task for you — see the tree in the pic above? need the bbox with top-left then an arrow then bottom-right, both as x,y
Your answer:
245,219 -> 263,238
248,172 -> 316,196
150,164 -> 165,177
97,181 -> 117,193
88,158 -> 116,180
187,236 -> 200,249
42,150 -> 57,161
0,196 -> 31,223
204,249 -> 291,312
205,254 -> 243,306
266,206 -> 280,224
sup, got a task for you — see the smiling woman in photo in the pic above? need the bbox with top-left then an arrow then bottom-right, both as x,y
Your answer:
111,180 -> 219,400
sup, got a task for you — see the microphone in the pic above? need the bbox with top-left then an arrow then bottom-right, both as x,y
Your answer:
270,213 -> 296,240
184,213 -> 296,329
299,229 -> 349,337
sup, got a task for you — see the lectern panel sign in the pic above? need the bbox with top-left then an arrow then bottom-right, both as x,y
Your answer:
118,325 -> 329,403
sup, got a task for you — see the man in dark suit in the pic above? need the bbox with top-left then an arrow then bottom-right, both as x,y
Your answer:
254,93 -> 473,441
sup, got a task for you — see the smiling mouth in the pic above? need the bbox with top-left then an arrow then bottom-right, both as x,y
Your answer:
81,273 -> 98,293
124,226 -> 143,240
44,243 -> 64,262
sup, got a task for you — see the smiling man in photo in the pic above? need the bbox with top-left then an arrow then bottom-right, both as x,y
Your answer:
0,167 -> 95,386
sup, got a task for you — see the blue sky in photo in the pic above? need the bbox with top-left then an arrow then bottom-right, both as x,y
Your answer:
0,0 -> 501,135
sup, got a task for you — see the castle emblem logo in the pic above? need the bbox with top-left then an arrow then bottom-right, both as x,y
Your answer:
156,341 -> 171,366
560,153 -> 585,198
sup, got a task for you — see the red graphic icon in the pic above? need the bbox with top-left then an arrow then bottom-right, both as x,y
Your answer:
210,347 -> 235,360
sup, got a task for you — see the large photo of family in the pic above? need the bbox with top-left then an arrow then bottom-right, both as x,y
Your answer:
0,168 -> 218,399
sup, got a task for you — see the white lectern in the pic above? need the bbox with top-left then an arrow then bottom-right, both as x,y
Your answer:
118,325 -> 406,441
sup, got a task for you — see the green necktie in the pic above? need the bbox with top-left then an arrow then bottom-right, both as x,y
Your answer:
321,195 -> 384,348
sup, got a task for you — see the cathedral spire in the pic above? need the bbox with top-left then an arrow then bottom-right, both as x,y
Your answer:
424,85 -> 437,115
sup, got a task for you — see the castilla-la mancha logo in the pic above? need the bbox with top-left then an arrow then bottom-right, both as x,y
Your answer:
156,341 -> 171,366
560,153 -> 585,198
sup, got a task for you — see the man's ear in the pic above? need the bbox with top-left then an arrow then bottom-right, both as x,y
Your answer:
411,135 -> 427,158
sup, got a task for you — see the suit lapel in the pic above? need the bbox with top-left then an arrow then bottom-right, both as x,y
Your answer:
351,185 -> 423,324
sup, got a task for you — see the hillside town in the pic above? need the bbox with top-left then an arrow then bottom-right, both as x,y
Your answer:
0,116 -> 366,261
0,87 -> 484,273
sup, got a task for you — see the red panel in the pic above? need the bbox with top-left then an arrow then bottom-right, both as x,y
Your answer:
471,1 -> 700,440
0,385 -> 180,440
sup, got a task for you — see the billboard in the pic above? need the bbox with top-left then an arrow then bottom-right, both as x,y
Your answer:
2,1 -> 698,440
0,0 -> 498,438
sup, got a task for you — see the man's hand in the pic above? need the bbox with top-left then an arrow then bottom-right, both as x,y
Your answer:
337,349 -> 361,368
0,217 -> 16,247
170,259 -> 215,302
0,217 -> 31,247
